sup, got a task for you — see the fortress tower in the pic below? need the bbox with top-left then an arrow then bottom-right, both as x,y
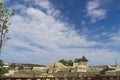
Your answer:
73,56 -> 88,72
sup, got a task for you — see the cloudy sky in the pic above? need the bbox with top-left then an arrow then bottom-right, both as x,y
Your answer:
1,0 -> 120,65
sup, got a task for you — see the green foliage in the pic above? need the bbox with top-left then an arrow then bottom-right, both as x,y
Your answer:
0,2 -> 15,55
18,65 -> 24,70
0,68 -> 8,76
59,59 -> 67,65
58,59 -> 73,66
0,59 -> 8,76
67,60 -> 73,66
0,59 -> 3,66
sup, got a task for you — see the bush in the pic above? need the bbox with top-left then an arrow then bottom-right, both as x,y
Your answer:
0,68 -> 8,76
18,65 -> 24,70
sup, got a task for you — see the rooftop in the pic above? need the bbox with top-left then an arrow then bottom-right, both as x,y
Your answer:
74,56 -> 88,62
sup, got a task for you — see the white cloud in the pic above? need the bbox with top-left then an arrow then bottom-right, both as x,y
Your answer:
95,31 -> 120,51
36,0 -> 51,10
13,4 -> 26,10
111,32 -> 120,42
81,20 -> 86,25
0,0 -> 3,2
86,0 -> 106,23
88,49 -> 120,65
1,0 -> 119,65
109,31 -> 120,46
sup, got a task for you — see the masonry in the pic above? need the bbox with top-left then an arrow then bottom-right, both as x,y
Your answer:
3,56 -> 120,77
0,76 -> 120,80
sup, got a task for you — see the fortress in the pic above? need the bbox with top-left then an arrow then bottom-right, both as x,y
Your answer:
32,56 -> 101,77
32,56 -> 120,77
33,56 -> 89,73
3,56 -> 120,77
73,56 -> 88,72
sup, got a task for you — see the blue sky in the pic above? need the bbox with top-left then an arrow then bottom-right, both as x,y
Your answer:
1,0 -> 120,65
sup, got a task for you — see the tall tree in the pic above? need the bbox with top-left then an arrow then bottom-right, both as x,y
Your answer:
0,2 -> 14,57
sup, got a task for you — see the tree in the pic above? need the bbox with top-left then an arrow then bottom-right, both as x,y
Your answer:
18,65 -> 24,70
0,59 -> 8,76
0,68 -> 8,76
0,59 -> 3,66
0,2 -> 14,57
58,59 -> 73,66
58,59 -> 67,66
67,60 -> 73,66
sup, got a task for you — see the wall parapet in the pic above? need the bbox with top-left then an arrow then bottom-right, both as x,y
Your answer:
0,76 -> 120,80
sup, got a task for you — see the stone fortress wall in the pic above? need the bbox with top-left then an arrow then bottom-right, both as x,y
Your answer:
5,56 -> 120,77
